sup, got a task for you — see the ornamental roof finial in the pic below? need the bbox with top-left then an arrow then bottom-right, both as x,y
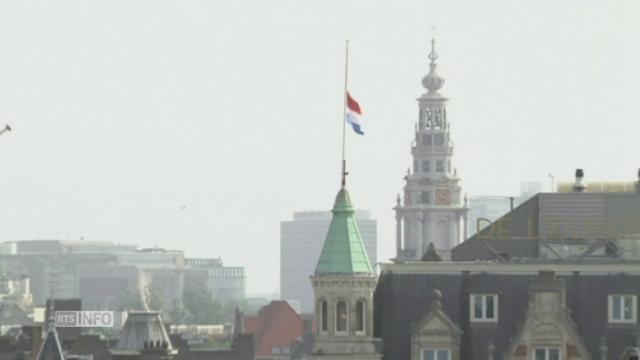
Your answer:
429,38 -> 438,67
421,37 -> 445,93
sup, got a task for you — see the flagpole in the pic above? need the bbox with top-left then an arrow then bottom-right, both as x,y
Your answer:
341,40 -> 349,188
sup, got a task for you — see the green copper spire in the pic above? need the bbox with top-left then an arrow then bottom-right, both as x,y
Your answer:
315,187 -> 373,276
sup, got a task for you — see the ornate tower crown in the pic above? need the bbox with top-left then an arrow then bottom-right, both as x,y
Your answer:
421,39 -> 445,94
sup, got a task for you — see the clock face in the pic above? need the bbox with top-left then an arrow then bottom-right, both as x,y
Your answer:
435,189 -> 450,205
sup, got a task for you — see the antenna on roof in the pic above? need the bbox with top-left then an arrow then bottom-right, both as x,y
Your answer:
47,284 -> 55,331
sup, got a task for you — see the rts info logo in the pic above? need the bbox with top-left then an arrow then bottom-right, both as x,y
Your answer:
55,311 -> 115,327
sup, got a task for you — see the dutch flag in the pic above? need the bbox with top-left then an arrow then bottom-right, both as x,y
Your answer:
345,92 -> 364,135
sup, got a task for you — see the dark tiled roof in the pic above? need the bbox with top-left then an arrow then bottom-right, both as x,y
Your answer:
69,335 -> 111,360
453,192 -> 640,261
374,271 -> 640,360
172,333 -> 254,360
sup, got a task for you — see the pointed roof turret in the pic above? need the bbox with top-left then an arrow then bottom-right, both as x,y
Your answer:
314,187 -> 373,276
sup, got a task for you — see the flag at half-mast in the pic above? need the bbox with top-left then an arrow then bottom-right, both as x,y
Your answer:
345,92 -> 364,135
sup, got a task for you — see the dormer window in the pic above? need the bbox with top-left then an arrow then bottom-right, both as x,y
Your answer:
534,347 -> 561,360
609,294 -> 637,323
436,161 -> 444,173
470,294 -> 498,322
422,161 -> 430,173
422,349 -> 450,360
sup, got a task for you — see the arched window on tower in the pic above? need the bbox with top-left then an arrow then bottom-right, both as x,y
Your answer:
434,108 -> 442,128
425,108 -> 432,128
319,300 -> 328,333
336,301 -> 348,333
355,300 -> 366,334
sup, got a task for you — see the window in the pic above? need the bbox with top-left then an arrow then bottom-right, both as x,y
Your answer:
355,300 -> 365,334
436,161 -> 444,173
320,300 -> 328,332
336,301 -> 347,333
434,133 -> 444,145
422,161 -> 430,172
447,161 -> 451,174
609,295 -> 637,323
422,349 -> 450,360
534,347 -> 560,360
470,294 -> 498,322
421,191 -> 431,204
422,134 -> 432,145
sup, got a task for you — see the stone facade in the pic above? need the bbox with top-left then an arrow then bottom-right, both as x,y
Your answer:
309,275 -> 381,360
411,290 -> 462,360
504,271 -> 589,360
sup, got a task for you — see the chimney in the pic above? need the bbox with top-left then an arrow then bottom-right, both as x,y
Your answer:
572,169 -> 586,193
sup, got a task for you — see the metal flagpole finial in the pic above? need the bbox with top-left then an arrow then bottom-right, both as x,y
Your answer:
47,283 -> 56,330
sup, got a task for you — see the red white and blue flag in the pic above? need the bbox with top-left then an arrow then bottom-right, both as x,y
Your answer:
345,92 -> 364,135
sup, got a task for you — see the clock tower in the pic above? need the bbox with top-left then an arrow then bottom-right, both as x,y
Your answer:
393,39 -> 469,261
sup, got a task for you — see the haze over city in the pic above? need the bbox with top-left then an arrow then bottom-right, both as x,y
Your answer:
0,0 -> 638,296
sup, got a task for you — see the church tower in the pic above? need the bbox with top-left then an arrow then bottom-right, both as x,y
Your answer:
307,186 -> 381,360
394,39 -> 469,261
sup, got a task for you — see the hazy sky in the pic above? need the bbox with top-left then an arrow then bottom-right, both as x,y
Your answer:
0,1 -> 638,295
